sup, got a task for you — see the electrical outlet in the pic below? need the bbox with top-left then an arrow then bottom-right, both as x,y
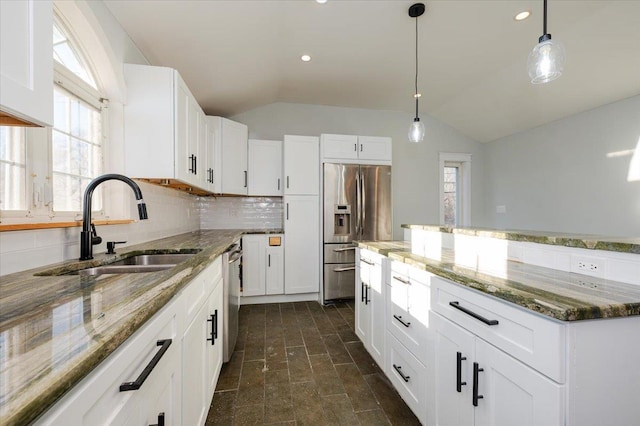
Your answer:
229,209 -> 239,217
572,256 -> 605,278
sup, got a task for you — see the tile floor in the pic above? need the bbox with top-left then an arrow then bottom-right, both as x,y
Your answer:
205,301 -> 420,425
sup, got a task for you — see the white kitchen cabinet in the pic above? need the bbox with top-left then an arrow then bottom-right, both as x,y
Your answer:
321,134 -> 392,164
284,135 -> 319,195
284,196 -> 319,294
243,234 -> 285,297
429,312 -> 564,426
356,249 -> 386,370
205,116 -> 222,193
35,295 -> 182,426
248,139 -> 283,196
124,64 -> 204,189
182,260 -> 223,426
217,117 -> 248,195
0,0 -> 53,127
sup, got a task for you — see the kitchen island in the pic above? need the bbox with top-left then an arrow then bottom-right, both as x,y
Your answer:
0,229 -> 278,426
355,225 -> 640,426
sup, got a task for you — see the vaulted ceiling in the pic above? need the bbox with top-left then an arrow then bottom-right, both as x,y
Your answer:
103,0 -> 640,142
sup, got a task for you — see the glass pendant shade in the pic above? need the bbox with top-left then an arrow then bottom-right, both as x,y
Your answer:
528,38 -> 565,84
408,118 -> 425,143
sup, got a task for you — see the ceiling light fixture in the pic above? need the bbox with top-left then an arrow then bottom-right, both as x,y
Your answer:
408,2 -> 426,144
316,0 -> 328,3
527,0 -> 565,84
301,54 -> 311,62
514,11 -> 531,21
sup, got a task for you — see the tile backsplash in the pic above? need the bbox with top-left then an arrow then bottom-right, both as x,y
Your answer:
199,196 -> 283,230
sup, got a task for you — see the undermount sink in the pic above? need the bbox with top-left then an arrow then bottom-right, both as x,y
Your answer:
36,251 -> 199,277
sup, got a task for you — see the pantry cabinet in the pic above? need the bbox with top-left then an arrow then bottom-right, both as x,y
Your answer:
284,195 -> 319,294
248,139 -> 283,196
124,64 -> 205,189
321,134 -> 392,164
0,0 -> 53,126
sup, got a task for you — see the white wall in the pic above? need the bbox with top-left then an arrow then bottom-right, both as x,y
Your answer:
231,102 -> 486,239
484,95 -> 640,236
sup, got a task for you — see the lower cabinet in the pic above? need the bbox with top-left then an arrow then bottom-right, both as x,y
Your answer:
242,234 -> 284,296
36,257 -> 224,426
355,249 -> 386,369
284,195 -> 319,294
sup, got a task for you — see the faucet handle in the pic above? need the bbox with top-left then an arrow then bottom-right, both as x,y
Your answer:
106,241 -> 127,255
90,224 -> 102,245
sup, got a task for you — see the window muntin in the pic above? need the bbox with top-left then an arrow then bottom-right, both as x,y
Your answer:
0,128 -> 27,211
443,163 -> 459,226
53,21 -> 97,90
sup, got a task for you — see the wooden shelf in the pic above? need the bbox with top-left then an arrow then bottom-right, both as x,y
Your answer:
0,219 -> 134,232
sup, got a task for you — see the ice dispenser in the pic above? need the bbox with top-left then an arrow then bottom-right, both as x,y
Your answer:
334,204 -> 351,235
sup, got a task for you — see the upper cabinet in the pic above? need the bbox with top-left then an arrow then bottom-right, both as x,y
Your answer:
210,117 -> 248,195
248,139 -> 283,196
205,116 -> 222,193
321,134 -> 392,164
284,135 -> 319,195
124,64 -> 206,191
0,0 -> 53,126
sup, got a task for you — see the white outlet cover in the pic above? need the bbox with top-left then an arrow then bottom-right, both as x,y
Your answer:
496,205 -> 506,214
571,255 -> 605,278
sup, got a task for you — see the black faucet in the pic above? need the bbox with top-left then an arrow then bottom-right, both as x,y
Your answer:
80,174 -> 148,260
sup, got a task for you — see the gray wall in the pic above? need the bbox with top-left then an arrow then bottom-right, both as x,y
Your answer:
231,102 -> 486,239
484,95 -> 640,236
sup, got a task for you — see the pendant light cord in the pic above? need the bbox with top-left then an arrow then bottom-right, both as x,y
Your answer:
414,13 -> 419,118
543,0 -> 548,35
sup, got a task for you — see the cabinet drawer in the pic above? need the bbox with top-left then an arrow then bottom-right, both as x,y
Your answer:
183,258 -> 221,324
386,333 -> 427,425
432,277 -> 566,382
388,271 -> 430,360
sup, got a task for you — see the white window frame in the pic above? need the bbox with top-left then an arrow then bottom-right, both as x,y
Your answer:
439,152 -> 471,227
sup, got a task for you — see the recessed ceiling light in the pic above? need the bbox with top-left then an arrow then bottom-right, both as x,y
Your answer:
514,11 -> 531,21
316,0 -> 328,4
301,55 -> 311,62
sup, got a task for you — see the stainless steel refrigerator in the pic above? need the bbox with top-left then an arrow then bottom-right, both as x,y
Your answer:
323,163 -> 392,302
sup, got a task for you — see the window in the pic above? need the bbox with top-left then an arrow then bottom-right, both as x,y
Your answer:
0,16 -> 105,220
439,153 -> 471,227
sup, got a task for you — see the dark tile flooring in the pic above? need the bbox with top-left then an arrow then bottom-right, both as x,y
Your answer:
205,301 -> 420,425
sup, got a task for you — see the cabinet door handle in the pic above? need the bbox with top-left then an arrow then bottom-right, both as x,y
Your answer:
360,258 -> 374,266
354,143 -> 357,152
456,352 -> 467,392
449,301 -> 499,326
286,175 -> 289,189
120,339 -> 172,391
214,309 -> 218,340
365,284 -> 370,305
244,170 -> 247,187
360,143 -> 363,152
207,313 -> 215,345
189,154 -> 195,173
361,282 -> 366,302
393,364 -> 410,382
194,155 -> 197,174
277,178 -> 280,191
150,412 -> 165,426
286,203 -> 289,220
393,314 -> 411,328
268,254 -> 271,267
473,362 -> 484,406
392,275 -> 410,284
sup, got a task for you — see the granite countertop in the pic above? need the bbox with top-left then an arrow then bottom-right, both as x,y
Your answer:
401,224 -> 640,254
357,241 -> 640,322
0,228 -> 279,426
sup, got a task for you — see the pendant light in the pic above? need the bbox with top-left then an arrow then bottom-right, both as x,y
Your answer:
408,3 -> 425,143
527,0 -> 565,84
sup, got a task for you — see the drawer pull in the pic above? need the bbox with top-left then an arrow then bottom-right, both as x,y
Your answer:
393,275 -> 410,285
449,301 -> 499,326
120,339 -> 172,391
334,266 -> 356,272
150,412 -> 165,426
393,314 -> 411,328
361,258 -> 374,265
393,364 -> 410,382
473,362 -> 484,406
456,351 -> 467,392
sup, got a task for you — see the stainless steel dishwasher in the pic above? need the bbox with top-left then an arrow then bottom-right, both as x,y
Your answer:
222,240 -> 242,363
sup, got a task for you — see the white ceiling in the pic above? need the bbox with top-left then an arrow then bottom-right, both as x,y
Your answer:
103,0 -> 640,142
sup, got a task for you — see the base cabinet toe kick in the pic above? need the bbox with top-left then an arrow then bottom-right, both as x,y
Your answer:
355,248 -> 640,426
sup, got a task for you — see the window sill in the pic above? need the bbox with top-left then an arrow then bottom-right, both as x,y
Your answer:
0,219 -> 134,232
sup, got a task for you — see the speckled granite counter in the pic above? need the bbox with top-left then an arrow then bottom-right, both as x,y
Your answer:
357,241 -> 640,321
0,229 -> 279,426
402,224 -> 640,254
